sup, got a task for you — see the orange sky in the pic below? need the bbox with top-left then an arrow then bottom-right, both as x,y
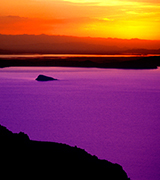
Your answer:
0,0 -> 160,40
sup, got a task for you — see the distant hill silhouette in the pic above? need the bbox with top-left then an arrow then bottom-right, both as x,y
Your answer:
0,34 -> 160,54
0,124 -> 130,179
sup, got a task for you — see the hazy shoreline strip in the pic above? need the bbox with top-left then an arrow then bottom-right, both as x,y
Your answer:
0,56 -> 159,69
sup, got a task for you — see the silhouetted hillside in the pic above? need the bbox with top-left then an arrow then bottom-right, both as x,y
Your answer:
0,34 -> 160,54
0,124 -> 130,179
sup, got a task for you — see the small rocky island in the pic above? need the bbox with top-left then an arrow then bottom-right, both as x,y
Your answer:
36,74 -> 57,81
0,124 -> 130,179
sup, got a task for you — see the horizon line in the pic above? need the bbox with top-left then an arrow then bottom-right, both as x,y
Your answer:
1,33 -> 160,41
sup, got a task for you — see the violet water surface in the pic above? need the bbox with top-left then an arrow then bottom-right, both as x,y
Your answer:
0,66 -> 160,180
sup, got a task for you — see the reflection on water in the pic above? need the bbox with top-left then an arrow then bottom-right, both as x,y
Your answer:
0,67 -> 160,180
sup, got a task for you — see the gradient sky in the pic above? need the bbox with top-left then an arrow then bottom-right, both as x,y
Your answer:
1,0 -> 160,39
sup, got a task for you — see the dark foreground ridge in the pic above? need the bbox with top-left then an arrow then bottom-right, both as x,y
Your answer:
0,55 -> 160,69
0,124 -> 130,179
36,74 -> 57,81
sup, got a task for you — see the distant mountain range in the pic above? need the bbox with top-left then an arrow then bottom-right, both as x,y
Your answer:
0,34 -> 160,55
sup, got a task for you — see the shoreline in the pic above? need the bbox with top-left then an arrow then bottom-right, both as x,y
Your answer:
0,55 -> 159,69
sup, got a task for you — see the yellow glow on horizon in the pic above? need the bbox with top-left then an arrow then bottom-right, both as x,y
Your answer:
62,0 -> 141,6
0,0 -> 160,40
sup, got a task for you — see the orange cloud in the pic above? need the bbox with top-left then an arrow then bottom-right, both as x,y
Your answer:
0,16 -> 53,34
0,16 -> 96,35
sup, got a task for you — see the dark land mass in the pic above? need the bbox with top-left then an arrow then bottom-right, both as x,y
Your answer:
0,34 -> 160,69
0,34 -> 160,55
0,55 -> 160,69
0,124 -> 130,179
36,74 -> 58,81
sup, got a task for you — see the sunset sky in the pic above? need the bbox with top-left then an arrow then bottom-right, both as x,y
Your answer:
1,0 -> 160,40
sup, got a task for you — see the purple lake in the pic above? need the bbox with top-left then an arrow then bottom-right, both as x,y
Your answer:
0,66 -> 160,180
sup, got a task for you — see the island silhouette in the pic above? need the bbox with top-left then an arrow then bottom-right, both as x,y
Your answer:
0,124 -> 130,179
36,74 -> 58,81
